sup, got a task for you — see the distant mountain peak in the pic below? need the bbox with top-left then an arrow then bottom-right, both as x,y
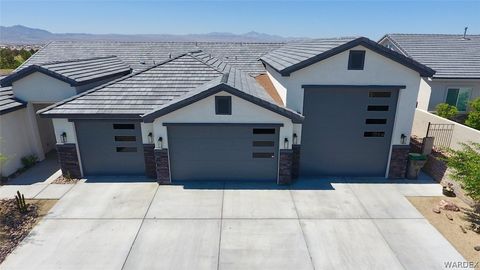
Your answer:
0,25 -> 298,44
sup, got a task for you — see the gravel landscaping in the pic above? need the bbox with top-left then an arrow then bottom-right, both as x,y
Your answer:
408,196 -> 480,269
52,175 -> 80,184
0,198 -> 57,263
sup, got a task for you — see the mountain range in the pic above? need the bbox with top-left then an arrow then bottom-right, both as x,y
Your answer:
0,25 -> 299,44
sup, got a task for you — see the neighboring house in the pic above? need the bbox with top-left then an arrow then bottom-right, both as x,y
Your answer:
379,34 -> 480,112
0,37 -> 434,183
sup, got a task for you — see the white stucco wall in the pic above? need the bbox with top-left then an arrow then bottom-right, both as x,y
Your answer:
417,78 -> 432,111
412,109 -> 480,150
423,78 -> 480,112
151,91 -> 295,150
12,72 -> 77,102
0,108 -> 38,176
266,45 -> 423,149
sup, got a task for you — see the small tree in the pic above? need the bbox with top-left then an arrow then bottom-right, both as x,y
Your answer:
436,103 -> 458,120
447,142 -> 480,202
465,98 -> 480,130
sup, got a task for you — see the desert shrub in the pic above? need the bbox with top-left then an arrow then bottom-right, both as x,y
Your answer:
20,155 -> 38,169
436,103 -> 458,120
447,143 -> 480,202
465,98 -> 480,130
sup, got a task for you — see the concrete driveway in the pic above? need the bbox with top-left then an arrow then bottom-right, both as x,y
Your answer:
0,177 -> 467,270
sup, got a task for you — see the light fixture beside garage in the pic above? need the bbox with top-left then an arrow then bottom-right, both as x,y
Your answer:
60,132 -> 67,143
284,138 -> 289,149
401,134 -> 407,144
293,133 -> 298,144
148,132 -> 153,144
157,136 -> 163,149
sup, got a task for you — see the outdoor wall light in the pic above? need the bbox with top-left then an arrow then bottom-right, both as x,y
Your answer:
60,132 -> 67,143
147,132 -> 153,144
293,133 -> 298,144
158,137 -> 163,149
284,138 -> 289,149
400,133 -> 407,144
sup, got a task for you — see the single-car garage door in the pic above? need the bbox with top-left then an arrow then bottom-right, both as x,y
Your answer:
168,125 -> 279,181
300,87 -> 399,177
75,120 -> 146,176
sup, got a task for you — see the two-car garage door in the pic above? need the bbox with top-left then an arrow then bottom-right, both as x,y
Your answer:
300,87 -> 399,177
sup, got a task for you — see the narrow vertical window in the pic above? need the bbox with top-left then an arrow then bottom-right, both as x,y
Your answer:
348,50 -> 366,70
215,96 -> 232,115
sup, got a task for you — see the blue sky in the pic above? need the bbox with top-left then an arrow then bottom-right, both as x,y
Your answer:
1,0 -> 479,39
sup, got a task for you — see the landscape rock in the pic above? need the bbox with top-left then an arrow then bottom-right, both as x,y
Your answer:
445,213 -> 453,221
438,200 -> 460,212
474,246 -> 480,251
459,225 -> 467,234
432,207 -> 441,214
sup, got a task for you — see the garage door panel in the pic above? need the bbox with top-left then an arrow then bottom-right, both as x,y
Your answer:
75,121 -> 145,176
300,88 -> 398,177
168,125 -> 279,181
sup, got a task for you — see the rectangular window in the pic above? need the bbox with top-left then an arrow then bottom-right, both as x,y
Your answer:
364,131 -> 385,137
116,147 -> 137,152
446,88 -> 471,111
113,124 -> 135,130
253,128 -> 276,134
365,119 -> 387,124
215,96 -> 232,115
348,50 -> 366,70
367,105 -> 389,111
114,136 -> 136,142
252,141 -> 275,147
369,92 -> 391,98
252,152 -> 275,158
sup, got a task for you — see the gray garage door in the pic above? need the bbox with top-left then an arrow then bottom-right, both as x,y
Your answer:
300,87 -> 399,177
168,125 -> 279,181
75,120 -> 146,176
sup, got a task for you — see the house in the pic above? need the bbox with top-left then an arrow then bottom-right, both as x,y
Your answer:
0,37 -> 434,183
379,34 -> 480,112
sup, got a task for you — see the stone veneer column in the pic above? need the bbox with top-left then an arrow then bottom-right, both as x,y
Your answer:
143,144 -> 156,179
388,145 -> 410,179
154,148 -> 171,184
56,143 -> 82,179
278,149 -> 293,185
292,144 -> 301,179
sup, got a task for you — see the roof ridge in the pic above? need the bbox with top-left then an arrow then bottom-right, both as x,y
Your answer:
186,51 -> 228,74
34,55 -> 119,66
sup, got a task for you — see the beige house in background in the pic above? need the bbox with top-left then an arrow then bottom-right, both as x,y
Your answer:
379,34 -> 480,113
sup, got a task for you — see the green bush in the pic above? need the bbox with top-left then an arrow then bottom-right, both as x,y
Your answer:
436,103 -> 458,119
465,98 -> 480,130
447,143 -> 480,202
21,155 -> 38,169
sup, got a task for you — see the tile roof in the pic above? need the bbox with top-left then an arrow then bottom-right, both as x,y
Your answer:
261,37 -> 356,73
0,76 -> 26,115
40,53 -> 223,117
261,37 -> 435,77
21,41 -> 283,74
381,34 -> 480,79
1,56 -> 132,87
40,53 -> 303,122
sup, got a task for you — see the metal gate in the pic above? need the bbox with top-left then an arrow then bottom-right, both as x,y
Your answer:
426,122 -> 455,149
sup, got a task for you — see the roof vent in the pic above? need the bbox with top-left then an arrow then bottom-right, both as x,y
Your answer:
462,27 -> 470,40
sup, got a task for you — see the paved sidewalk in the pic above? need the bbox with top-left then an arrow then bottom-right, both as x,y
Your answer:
1,177 -> 468,270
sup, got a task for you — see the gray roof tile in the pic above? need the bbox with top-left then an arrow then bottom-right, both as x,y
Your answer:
382,34 -> 480,78
0,76 -> 26,115
1,56 -> 132,87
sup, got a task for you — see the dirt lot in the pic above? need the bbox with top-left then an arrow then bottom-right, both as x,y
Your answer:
0,199 -> 57,263
408,196 -> 480,269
